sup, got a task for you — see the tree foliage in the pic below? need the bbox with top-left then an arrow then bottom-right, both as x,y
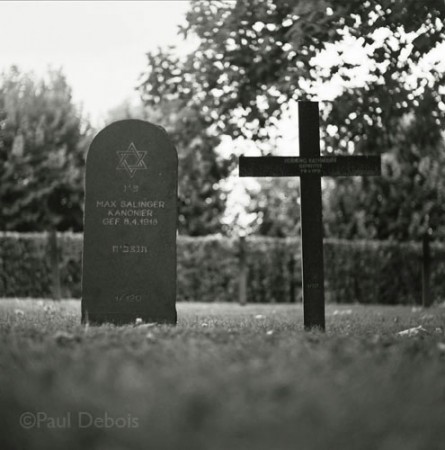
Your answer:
141,0 -> 445,240
244,178 -> 301,237
0,66 -> 91,231
148,100 -> 233,236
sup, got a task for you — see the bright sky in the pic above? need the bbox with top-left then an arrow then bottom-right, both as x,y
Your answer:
0,1 -> 190,127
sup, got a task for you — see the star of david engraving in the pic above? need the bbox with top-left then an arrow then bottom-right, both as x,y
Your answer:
116,142 -> 147,178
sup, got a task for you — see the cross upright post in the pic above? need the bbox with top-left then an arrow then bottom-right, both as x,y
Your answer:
239,101 -> 381,331
299,102 -> 325,330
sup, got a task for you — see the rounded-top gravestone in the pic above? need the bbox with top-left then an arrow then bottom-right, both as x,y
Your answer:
82,120 -> 177,325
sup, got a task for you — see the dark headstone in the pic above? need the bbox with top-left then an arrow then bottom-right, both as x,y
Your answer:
82,120 -> 178,325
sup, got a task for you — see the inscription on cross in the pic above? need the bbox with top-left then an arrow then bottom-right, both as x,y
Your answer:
239,101 -> 381,330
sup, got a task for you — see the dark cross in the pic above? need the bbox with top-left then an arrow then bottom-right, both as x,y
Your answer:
239,101 -> 381,330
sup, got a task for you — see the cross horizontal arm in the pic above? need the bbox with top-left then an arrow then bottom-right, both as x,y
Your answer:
239,155 -> 381,177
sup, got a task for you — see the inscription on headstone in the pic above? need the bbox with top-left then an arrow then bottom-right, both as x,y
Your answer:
82,120 -> 178,325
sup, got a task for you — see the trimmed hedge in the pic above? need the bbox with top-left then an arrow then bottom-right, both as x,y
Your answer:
324,240 -> 423,305
0,233 -> 52,298
177,236 -> 300,303
1,232 -> 444,304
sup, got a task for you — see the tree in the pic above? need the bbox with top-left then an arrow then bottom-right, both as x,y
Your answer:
0,66 -> 91,231
325,90 -> 445,240
140,0 -> 445,240
243,178 -> 300,237
137,75 -> 234,235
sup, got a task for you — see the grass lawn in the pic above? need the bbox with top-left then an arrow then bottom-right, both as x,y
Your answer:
1,299 -> 445,450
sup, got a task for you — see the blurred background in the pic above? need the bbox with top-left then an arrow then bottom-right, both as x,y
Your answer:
1,0 -> 445,304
